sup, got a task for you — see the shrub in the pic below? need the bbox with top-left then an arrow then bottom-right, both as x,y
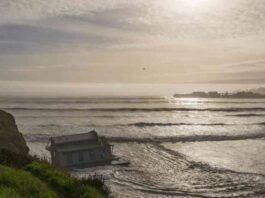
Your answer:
0,149 -> 33,168
0,165 -> 58,198
24,162 -> 108,198
0,187 -> 20,198
0,150 -> 111,198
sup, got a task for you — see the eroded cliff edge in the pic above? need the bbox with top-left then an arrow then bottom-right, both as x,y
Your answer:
0,109 -> 29,154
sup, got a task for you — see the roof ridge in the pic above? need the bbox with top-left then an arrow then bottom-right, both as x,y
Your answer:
51,130 -> 99,144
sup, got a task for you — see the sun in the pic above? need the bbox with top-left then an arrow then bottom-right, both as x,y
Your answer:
158,0 -> 216,15
166,0 -> 214,13
183,0 -> 211,11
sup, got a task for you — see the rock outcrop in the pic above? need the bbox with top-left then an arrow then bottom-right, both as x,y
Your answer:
0,110 -> 29,154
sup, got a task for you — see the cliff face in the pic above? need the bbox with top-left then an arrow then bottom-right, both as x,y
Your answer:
0,110 -> 29,154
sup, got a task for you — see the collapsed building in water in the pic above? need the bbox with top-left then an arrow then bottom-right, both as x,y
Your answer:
46,130 -> 113,168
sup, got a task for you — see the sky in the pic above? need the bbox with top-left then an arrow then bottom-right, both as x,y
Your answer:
0,0 -> 265,96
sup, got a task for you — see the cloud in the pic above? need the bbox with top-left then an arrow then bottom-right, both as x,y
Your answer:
0,0 -> 265,87
1,0 -> 265,38
63,6 -> 149,33
0,23 -> 130,54
1,0 -> 265,50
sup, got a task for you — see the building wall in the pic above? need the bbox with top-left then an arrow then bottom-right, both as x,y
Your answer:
57,146 -> 112,167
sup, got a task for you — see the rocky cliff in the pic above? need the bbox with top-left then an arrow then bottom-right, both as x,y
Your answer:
0,110 -> 29,154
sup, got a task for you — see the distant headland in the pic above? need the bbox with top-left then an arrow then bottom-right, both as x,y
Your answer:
174,91 -> 265,99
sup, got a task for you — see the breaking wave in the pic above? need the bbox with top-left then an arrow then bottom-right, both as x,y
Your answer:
228,113 -> 265,117
25,132 -> 265,143
129,122 -> 265,127
4,107 -> 265,112
129,122 -> 226,127
30,122 -> 265,130
108,133 -> 265,143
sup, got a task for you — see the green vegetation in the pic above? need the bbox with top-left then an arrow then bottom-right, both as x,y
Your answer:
0,109 -> 110,198
0,165 -> 58,198
24,162 -> 106,198
0,149 -> 110,198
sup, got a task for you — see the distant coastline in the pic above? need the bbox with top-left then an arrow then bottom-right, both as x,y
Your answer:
174,91 -> 265,99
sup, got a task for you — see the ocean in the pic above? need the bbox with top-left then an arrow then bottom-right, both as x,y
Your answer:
1,97 -> 265,198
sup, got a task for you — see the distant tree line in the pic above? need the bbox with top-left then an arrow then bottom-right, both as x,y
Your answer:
174,91 -> 265,98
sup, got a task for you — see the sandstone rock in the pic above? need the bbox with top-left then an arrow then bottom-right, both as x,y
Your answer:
0,110 -> 29,154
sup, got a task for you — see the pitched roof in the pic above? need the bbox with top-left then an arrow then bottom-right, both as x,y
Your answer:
51,130 -> 98,145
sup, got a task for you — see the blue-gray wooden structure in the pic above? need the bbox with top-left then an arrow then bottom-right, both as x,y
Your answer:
46,130 -> 113,168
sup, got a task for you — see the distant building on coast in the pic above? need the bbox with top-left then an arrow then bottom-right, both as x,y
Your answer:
46,130 -> 113,168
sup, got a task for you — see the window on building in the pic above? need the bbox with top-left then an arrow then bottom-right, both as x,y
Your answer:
66,153 -> 73,164
89,152 -> 95,160
78,151 -> 84,162
100,150 -> 106,159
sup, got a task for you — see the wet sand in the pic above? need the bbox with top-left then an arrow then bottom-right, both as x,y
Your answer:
164,139 -> 265,175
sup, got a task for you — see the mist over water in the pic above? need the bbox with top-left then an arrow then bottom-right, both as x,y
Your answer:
2,97 -> 265,197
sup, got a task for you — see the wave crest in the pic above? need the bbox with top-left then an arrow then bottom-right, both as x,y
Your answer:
4,107 -> 265,112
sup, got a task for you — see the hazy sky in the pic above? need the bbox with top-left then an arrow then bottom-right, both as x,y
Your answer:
0,0 -> 265,95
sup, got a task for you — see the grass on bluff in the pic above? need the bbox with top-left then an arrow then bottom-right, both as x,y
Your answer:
0,149 -> 110,198
0,165 -> 58,198
24,162 -> 107,198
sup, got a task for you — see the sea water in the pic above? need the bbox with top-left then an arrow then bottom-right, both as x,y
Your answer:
1,97 -> 265,197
